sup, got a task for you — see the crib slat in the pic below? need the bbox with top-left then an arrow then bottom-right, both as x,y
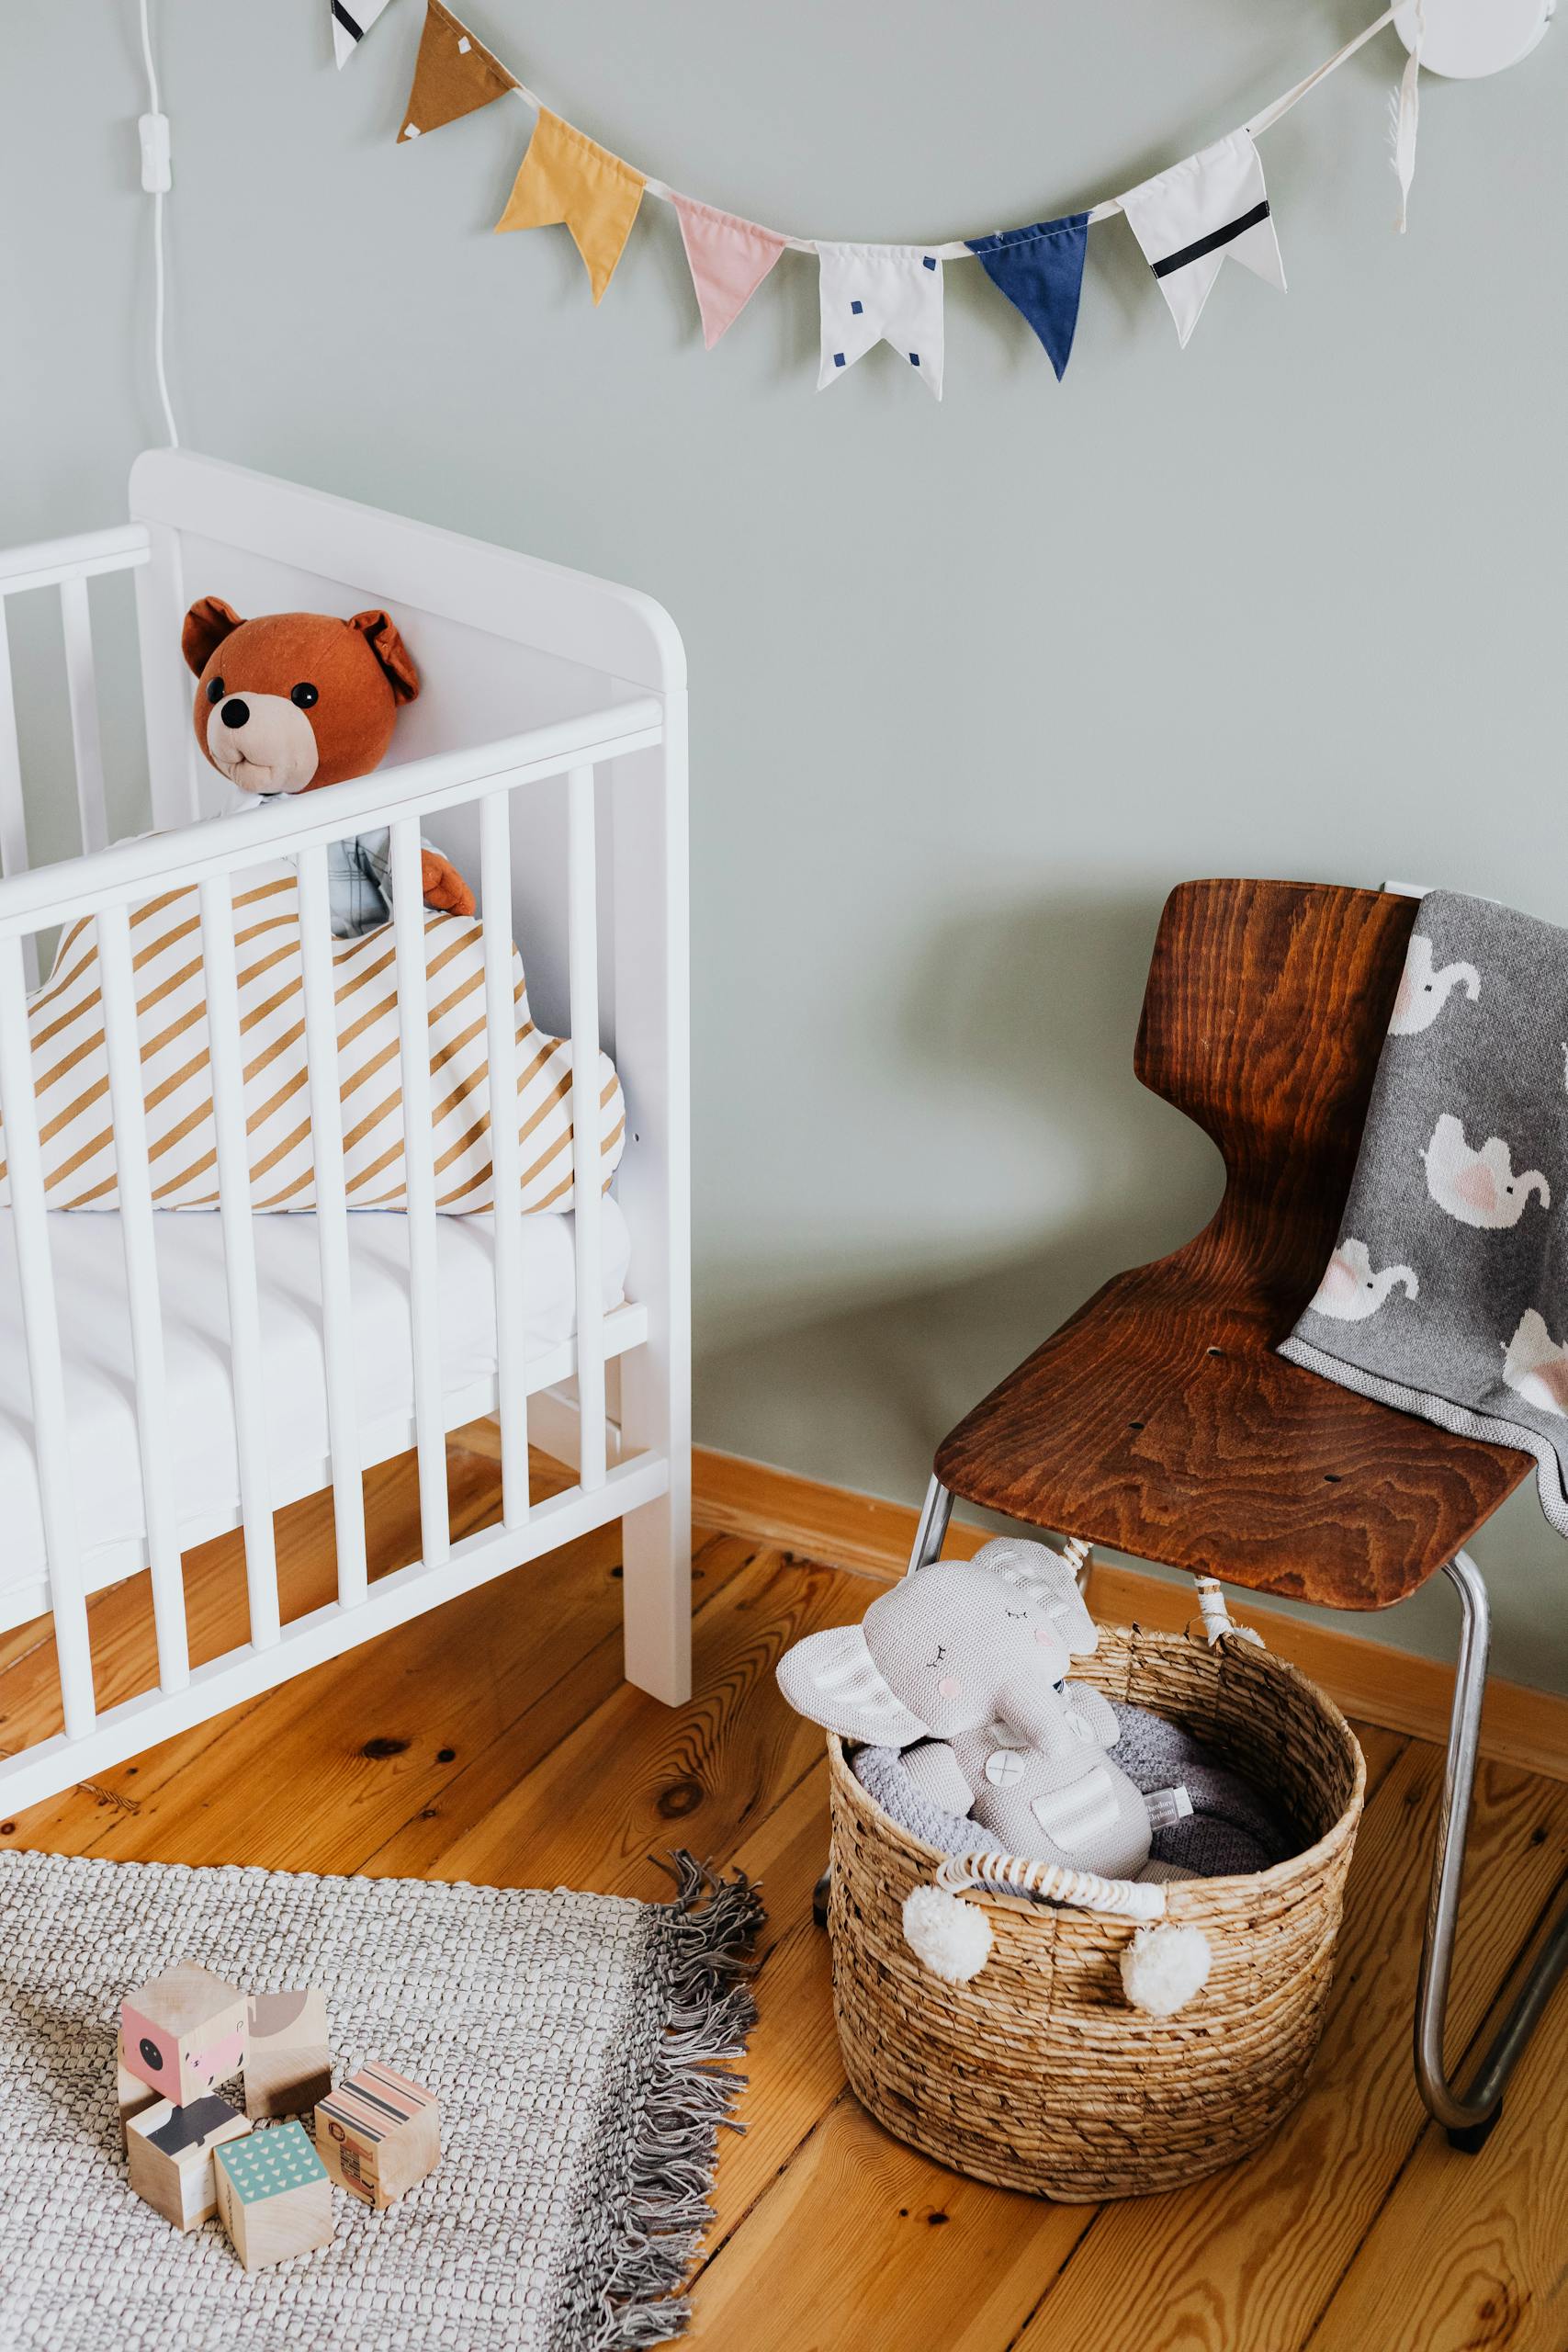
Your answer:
97,903 -> 189,1693
0,934 -> 95,1736
390,819 -> 450,1569
199,873 -> 281,1649
568,763 -> 606,1493
0,606 -> 38,989
60,576 -> 109,856
479,787 -> 529,1528
297,842 -> 367,1608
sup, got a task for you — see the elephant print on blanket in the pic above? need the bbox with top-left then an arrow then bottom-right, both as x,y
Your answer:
1388,934 -> 1481,1037
1502,1311 -> 1568,1419
1422,1114 -> 1551,1229
1306,1238 -> 1419,1322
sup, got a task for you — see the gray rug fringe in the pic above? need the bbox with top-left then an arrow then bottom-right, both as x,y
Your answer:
588,1852 -> 765,2352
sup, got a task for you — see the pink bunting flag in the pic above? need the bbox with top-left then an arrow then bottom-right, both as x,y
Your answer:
673,197 -> 786,348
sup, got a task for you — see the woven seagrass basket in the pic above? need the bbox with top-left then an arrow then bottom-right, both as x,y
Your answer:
826,1616 -> 1365,2202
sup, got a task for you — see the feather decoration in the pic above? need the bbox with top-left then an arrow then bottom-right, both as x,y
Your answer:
1389,25 -> 1423,233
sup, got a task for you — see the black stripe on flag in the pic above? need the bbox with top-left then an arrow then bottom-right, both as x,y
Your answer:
332,0 -> 366,40
1151,198 -> 1270,279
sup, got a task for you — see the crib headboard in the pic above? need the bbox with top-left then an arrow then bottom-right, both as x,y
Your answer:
129,450 -> 685,1042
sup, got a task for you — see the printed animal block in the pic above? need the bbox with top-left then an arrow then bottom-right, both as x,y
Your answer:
116,2030 -> 158,2141
244,1988 -> 332,2120
316,2061 -> 440,2209
126,2093 -> 251,2231
214,2120 -> 333,2271
121,1962 -> 247,2105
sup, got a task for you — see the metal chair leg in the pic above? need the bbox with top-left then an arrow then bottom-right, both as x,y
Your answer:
813,1478 -> 955,1930
904,1476 -> 953,1577
1416,1548 -> 1568,2148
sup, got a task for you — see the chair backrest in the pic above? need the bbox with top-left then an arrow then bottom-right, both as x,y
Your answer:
1134,878 -> 1417,1306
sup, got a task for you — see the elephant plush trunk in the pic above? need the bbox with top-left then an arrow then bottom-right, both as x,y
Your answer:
996,1675 -> 1079,1762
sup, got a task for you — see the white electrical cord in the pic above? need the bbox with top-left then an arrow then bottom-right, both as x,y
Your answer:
137,0 -> 180,447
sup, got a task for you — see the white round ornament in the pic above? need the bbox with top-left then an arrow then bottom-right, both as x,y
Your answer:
1394,0 -> 1552,78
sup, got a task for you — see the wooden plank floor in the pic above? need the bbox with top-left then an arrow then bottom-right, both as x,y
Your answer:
4,1437 -> 1567,2352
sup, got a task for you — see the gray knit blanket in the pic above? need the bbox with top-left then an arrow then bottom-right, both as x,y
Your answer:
1280,890 -> 1568,1533
854,1702 -> 1293,1880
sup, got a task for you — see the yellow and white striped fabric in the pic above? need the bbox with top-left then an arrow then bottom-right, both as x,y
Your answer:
0,857 -> 625,1214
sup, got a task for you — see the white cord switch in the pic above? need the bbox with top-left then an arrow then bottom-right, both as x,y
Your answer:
139,112 -> 172,195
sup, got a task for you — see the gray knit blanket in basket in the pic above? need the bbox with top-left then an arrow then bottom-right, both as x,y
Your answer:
854,1699 -> 1292,1880
1280,889 -> 1568,1534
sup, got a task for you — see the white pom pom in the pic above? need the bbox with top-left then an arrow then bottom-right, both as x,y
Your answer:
902,1884 -> 993,1984
1120,1922 -> 1212,2017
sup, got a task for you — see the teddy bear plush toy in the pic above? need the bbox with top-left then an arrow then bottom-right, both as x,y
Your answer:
181,597 -> 474,938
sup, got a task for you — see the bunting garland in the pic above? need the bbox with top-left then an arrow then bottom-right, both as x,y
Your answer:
361,0 -> 1499,397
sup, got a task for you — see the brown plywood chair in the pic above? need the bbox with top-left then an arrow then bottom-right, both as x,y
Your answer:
908,877 -> 1567,2147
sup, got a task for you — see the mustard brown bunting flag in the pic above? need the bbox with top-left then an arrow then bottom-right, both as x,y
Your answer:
818,245 -> 945,398
674,198 -> 787,348
495,110 -> 646,305
332,0 -> 393,71
398,0 -> 513,141
1118,129 -> 1286,346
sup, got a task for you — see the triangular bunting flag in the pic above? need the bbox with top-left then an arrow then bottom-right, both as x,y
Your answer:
495,110 -> 646,305
332,0 -> 393,70
673,198 -> 786,349
1119,129 -> 1285,347
965,213 -> 1089,381
817,246 -> 945,400
397,0 -> 513,143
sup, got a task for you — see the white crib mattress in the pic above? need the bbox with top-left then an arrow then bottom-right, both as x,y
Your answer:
0,1202 -> 630,1625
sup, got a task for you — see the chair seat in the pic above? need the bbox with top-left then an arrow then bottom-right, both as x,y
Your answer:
933,1256 -> 1531,1611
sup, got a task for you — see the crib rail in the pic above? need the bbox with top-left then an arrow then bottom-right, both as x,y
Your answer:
0,684 -> 679,1815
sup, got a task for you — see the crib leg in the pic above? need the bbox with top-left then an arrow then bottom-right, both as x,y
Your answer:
621,1481 -> 692,1707
1416,1549 -> 1568,2148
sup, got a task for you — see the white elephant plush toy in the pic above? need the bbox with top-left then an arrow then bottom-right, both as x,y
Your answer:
776,1539 -> 1169,1881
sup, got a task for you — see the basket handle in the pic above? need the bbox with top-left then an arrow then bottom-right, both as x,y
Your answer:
1192,1575 -> 1266,1650
935,1849 -> 1168,1924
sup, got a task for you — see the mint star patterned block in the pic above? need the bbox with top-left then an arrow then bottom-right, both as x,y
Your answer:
214,2121 -> 333,2272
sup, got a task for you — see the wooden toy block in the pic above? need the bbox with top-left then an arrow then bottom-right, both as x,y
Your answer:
116,2030 -> 158,2141
244,1989 -> 332,2120
126,2093 -> 251,2231
316,2061 -> 440,2210
214,2120 -> 333,2271
121,1962 -> 247,2105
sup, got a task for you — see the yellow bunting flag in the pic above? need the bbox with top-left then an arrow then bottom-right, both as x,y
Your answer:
494,109 -> 646,305
397,0 -> 513,144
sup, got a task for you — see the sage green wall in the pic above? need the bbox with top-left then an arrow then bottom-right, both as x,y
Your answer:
5,3 -> 1566,1684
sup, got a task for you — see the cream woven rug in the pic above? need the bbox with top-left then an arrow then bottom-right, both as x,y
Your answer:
0,1848 -> 761,2352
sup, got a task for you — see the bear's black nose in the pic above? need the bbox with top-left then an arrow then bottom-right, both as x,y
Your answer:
220,697 -> 250,729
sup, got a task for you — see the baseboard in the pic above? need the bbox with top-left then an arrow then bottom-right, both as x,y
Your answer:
691,1445 -> 1568,1783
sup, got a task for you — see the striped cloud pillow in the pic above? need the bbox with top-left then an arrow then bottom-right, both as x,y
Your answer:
0,858 -> 625,1214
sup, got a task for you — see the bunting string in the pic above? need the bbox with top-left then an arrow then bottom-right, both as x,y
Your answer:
339,0 -> 1457,391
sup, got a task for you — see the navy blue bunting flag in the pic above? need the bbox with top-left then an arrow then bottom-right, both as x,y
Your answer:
965,212 -> 1090,381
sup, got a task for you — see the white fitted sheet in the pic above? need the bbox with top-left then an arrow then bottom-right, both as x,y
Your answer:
0,1202 -> 629,1623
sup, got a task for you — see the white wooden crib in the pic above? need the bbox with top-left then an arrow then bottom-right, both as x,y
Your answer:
0,452 -> 690,1814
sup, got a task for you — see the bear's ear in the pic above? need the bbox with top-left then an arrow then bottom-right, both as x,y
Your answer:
182,596 -> 244,676
350,609 -> 420,706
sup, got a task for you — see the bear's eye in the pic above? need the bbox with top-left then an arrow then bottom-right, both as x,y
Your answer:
206,678 -> 225,705
290,682 -> 319,709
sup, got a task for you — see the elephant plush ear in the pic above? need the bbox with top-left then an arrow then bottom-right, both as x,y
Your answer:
972,1536 -> 1100,1657
776,1623 -> 931,1747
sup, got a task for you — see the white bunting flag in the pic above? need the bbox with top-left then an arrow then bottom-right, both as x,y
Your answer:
818,245 -> 945,399
333,0 -> 394,69
1119,128 -> 1285,347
